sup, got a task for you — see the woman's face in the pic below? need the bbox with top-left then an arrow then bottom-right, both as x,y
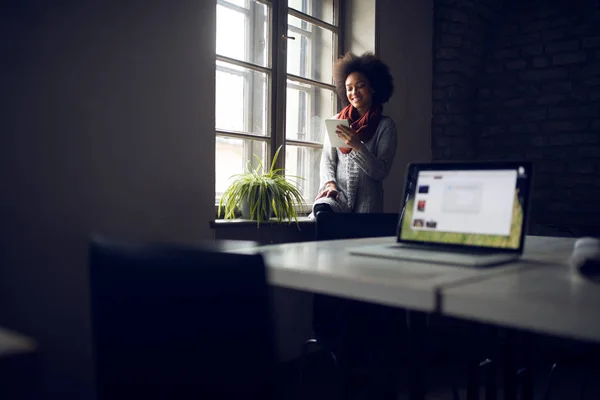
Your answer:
345,72 -> 373,111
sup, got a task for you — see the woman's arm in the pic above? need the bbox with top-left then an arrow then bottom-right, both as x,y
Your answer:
349,118 -> 398,181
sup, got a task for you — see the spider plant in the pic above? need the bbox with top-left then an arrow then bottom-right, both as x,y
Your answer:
218,146 -> 305,227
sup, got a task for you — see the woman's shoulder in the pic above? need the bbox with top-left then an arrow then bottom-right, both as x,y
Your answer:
378,115 -> 397,131
379,115 -> 394,124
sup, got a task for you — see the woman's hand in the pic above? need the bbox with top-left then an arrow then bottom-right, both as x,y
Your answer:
336,124 -> 362,150
315,182 -> 338,200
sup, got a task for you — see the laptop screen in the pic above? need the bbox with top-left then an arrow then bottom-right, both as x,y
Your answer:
398,162 -> 532,251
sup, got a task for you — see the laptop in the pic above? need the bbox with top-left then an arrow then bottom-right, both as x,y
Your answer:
349,161 -> 533,267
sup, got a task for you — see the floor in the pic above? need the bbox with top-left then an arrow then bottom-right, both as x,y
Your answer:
276,349 -> 600,400
275,312 -> 600,400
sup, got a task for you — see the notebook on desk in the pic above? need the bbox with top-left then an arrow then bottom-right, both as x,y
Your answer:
349,161 -> 533,267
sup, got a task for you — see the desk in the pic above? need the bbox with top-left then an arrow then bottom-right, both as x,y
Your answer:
236,235 -> 574,313
442,240 -> 600,344
235,235 -> 582,400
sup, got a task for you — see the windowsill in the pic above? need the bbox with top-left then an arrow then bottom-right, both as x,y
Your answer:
214,203 -> 313,219
211,214 -> 316,245
210,216 -> 314,229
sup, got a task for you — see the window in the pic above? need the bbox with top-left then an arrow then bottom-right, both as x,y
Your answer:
215,0 -> 340,209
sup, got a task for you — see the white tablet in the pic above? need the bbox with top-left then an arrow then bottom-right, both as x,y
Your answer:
324,118 -> 350,148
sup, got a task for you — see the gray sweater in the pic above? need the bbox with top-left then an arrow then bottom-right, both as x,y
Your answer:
311,115 -> 398,215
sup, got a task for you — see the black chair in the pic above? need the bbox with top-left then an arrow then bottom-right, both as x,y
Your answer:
89,236 -> 275,400
314,211 -> 400,241
299,212 -> 404,399
311,211 -> 401,356
311,210 -> 401,359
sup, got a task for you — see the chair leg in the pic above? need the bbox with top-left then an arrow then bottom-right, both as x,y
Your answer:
466,357 -> 495,400
296,340 -> 313,400
520,364 -> 533,400
519,332 -> 534,400
502,329 -> 518,400
297,338 -> 339,400
466,360 -> 480,400
542,362 -> 558,400
406,311 -> 427,400
579,368 -> 587,400
452,383 -> 462,400
481,359 -> 496,400
447,354 -> 465,400
515,368 -> 526,400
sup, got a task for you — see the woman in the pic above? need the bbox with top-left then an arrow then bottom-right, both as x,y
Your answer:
312,51 -> 397,216
308,52 -> 403,400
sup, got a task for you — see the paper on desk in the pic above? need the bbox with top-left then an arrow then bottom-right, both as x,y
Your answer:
324,118 -> 350,148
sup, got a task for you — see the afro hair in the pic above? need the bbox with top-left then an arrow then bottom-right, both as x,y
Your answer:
333,52 -> 394,107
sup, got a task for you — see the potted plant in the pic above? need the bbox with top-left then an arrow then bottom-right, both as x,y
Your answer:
218,146 -> 305,226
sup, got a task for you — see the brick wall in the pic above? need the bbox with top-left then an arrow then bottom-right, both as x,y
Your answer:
432,0 -> 504,160
432,0 -> 600,235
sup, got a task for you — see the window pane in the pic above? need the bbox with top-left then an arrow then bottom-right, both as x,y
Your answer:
216,0 -> 270,67
216,61 -> 269,135
287,15 -> 335,84
285,145 -> 322,202
289,0 -> 335,26
286,80 -> 336,142
215,136 -> 268,201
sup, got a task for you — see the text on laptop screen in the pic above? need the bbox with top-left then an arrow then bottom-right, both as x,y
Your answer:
399,169 -> 526,249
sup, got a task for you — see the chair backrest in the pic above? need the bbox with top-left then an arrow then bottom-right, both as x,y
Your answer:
89,236 -> 275,400
315,212 -> 400,241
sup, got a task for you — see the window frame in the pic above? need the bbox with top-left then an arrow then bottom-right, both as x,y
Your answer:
215,0 -> 342,215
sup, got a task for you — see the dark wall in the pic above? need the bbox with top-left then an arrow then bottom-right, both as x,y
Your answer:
432,0 -> 504,160
432,0 -> 600,235
1,2 -> 216,399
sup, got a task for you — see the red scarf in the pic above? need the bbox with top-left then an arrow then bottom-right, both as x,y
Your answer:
337,104 -> 383,154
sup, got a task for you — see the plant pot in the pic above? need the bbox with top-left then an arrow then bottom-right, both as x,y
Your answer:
241,196 -> 273,221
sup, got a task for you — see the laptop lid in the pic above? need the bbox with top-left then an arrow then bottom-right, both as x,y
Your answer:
397,161 -> 533,254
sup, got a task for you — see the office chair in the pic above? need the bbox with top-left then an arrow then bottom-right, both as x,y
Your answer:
311,210 -> 401,351
89,236 -> 275,400
312,210 -> 401,346
298,212 -> 403,399
314,211 -> 400,241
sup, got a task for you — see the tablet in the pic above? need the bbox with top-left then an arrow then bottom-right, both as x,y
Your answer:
324,118 -> 350,148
